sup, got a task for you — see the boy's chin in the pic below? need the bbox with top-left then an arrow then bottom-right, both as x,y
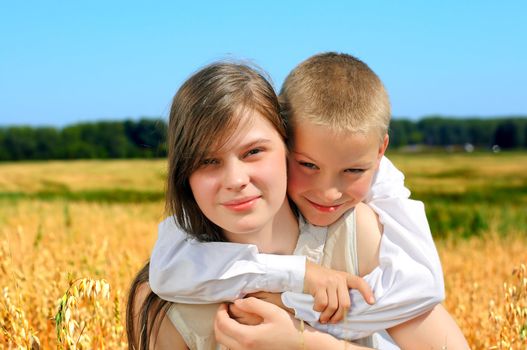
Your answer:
303,212 -> 342,227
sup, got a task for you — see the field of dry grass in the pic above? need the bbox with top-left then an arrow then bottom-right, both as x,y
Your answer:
1,153 -> 526,348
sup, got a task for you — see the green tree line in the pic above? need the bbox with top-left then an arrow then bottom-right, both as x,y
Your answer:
0,119 -> 167,160
390,116 -> 527,149
0,116 -> 526,161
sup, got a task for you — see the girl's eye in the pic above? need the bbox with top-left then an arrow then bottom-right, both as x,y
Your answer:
244,148 -> 263,158
299,161 -> 318,170
201,158 -> 219,166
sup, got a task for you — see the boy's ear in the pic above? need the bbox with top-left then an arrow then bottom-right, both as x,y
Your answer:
377,134 -> 389,160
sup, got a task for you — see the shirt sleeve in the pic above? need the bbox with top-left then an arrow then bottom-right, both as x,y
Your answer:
281,159 -> 445,340
149,217 -> 306,304
366,156 -> 411,201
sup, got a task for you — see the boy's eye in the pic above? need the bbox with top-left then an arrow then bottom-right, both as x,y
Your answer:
299,161 -> 318,170
344,168 -> 365,174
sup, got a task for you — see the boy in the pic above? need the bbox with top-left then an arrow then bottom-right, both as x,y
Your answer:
150,53 -> 455,347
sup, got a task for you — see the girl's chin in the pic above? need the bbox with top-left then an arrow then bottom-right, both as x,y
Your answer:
223,223 -> 266,239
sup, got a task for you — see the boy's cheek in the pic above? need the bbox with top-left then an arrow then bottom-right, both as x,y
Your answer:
353,175 -> 376,201
286,176 -> 302,199
287,166 -> 311,196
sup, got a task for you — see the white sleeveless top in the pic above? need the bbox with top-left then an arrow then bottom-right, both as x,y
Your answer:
166,209 -> 375,349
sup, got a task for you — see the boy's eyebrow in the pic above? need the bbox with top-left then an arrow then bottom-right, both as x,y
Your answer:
292,150 -> 375,168
344,161 -> 374,168
291,151 -> 316,161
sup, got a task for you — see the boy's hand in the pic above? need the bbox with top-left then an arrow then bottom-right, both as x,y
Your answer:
304,261 -> 375,324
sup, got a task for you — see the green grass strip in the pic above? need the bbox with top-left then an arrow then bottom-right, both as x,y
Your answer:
0,189 -> 164,203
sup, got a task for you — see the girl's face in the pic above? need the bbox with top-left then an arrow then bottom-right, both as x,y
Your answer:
189,110 -> 288,242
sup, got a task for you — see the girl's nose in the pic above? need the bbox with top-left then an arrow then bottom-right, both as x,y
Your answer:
223,160 -> 249,191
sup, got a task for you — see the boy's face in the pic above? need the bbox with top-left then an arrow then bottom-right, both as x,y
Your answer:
287,121 -> 388,227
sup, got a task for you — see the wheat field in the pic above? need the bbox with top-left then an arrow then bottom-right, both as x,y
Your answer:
1,154 -> 526,349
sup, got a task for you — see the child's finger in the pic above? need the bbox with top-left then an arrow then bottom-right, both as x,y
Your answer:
347,275 -> 375,304
312,289 -> 329,313
233,297 -> 279,320
319,288 -> 338,323
329,282 -> 351,323
228,302 -> 263,325
214,304 -> 245,349
228,303 -> 244,318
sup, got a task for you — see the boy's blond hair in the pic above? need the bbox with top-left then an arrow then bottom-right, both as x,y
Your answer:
280,52 -> 390,142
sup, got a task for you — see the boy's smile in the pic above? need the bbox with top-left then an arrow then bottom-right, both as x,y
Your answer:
305,198 -> 343,212
287,121 -> 388,226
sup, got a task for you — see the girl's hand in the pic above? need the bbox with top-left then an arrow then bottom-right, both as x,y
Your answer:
233,291 -> 294,324
227,301 -> 264,326
215,297 -> 301,350
304,261 -> 375,324
215,298 -> 373,350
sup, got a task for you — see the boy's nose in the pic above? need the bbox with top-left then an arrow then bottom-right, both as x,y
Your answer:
322,187 -> 343,202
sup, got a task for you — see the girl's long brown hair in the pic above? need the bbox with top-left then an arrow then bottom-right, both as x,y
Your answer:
165,62 -> 285,242
126,262 -> 173,349
126,62 -> 286,349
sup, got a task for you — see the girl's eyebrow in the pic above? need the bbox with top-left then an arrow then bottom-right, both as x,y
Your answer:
238,138 -> 272,150
215,138 -> 271,155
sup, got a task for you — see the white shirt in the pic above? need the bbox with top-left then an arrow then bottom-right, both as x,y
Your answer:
149,156 -> 445,337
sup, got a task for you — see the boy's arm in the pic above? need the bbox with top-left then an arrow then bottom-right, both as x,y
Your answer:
366,155 -> 445,310
366,157 -> 443,289
149,217 -> 306,303
282,198 -> 444,339
365,156 -> 411,201
150,217 -> 370,322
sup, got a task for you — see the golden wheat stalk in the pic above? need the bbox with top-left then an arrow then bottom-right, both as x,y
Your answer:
54,277 -> 110,349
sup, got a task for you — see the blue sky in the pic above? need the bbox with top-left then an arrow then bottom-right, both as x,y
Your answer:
1,1 -> 526,126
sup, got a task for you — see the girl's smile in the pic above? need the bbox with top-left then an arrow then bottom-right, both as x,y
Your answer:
222,195 -> 262,212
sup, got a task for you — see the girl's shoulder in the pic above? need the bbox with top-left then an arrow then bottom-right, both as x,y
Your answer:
355,202 -> 382,276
